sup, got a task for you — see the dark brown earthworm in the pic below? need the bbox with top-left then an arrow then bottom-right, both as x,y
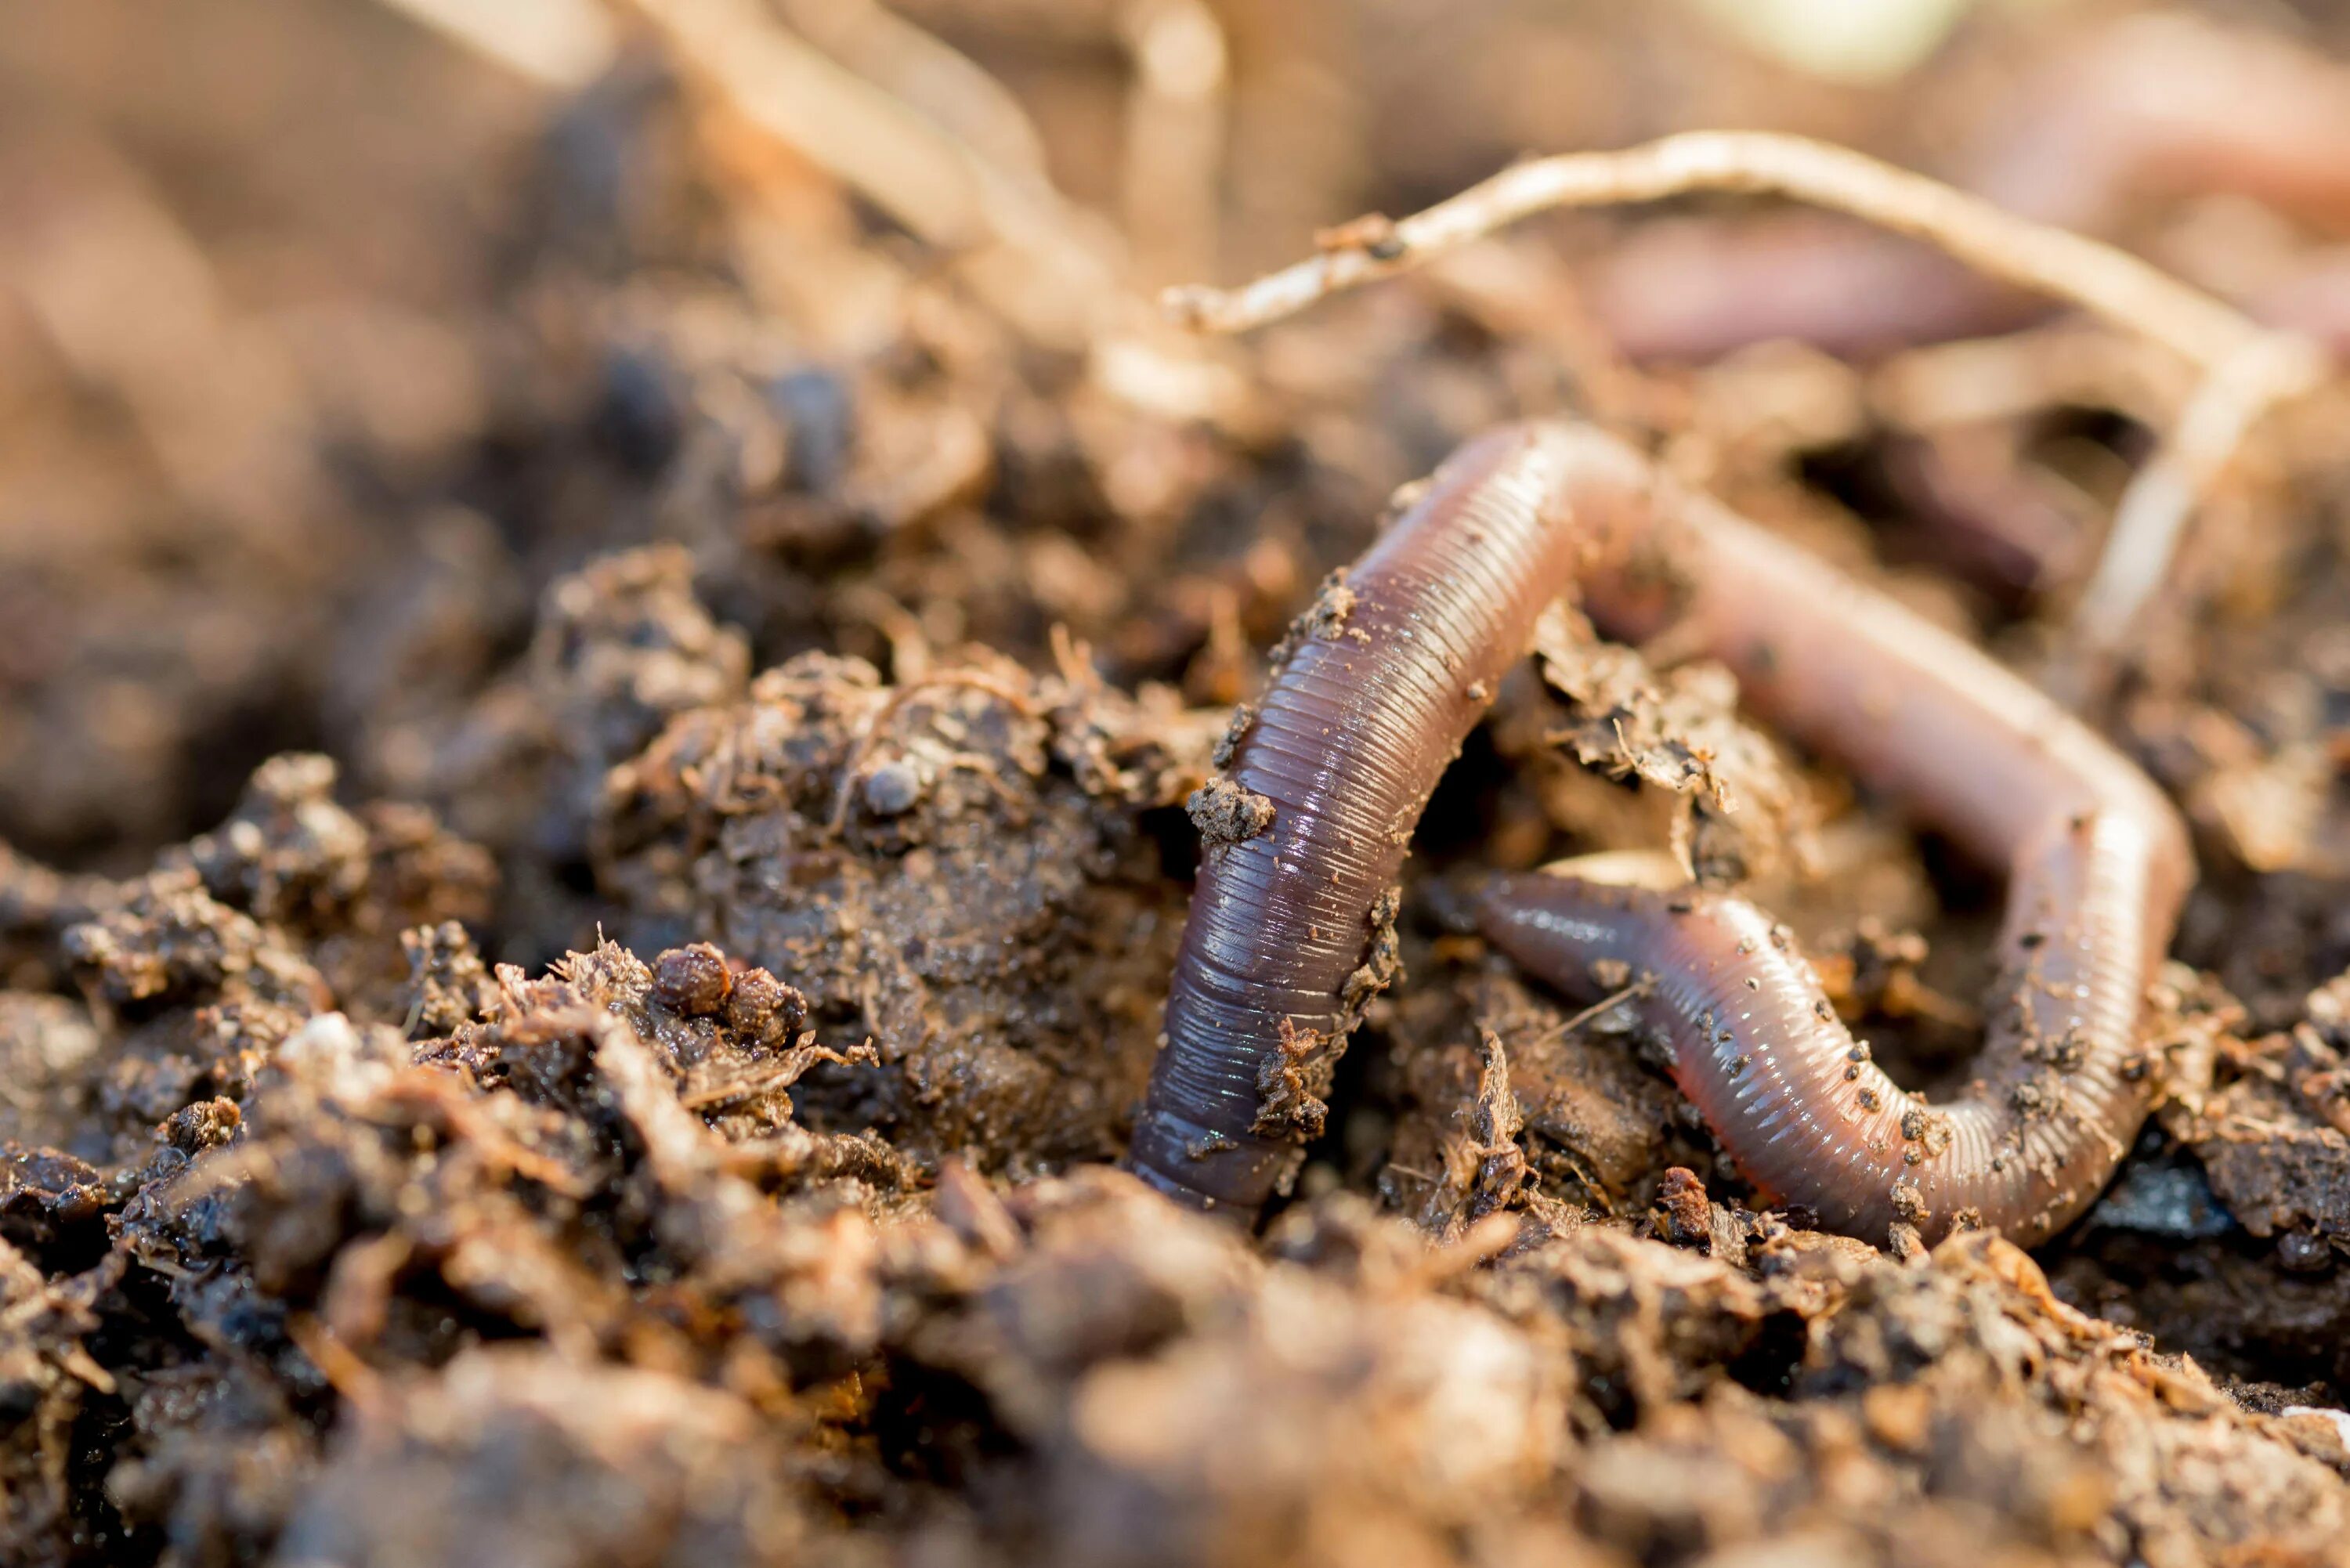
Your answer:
1132,419 -> 2191,1242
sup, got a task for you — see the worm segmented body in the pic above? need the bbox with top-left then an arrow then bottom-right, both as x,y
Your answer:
1133,420 -> 2191,1240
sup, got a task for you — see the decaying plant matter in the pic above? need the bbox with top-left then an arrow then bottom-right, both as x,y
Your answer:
5,3 -> 2350,1566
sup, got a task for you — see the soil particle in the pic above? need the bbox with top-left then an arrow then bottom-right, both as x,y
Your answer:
1252,1020 -> 1335,1142
1652,1166 -> 1713,1248
859,758 -> 926,818
1248,886 -> 1410,1147
721,966 -> 808,1046
1298,573 -> 1360,641
2276,1230 -> 2335,1273
1185,776 -> 1276,846
2164,967 -> 2350,1247
595,649 -> 1192,1172
396,921 -> 497,1039
652,941 -> 734,1016
1526,605 -> 1812,887
1386,966 -> 1701,1226
1209,703 -> 1255,771
1261,572 -> 1372,676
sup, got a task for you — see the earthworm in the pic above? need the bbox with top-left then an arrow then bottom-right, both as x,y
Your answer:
1131,420 -> 2191,1242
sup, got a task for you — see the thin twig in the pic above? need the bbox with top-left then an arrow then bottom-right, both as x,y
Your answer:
1118,0 -> 1229,287
2074,334 -> 2329,654
1162,132 -> 2276,369
1165,129 -> 2333,663
379,0 -> 1067,264
627,0 -> 1122,339
777,0 -> 1053,182
286,1314 -> 388,1417
373,0 -> 615,86
1867,325 -> 2192,434
1526,981 -> 1652,1050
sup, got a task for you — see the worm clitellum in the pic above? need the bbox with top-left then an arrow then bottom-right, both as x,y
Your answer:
1131,420 -> 2191,1241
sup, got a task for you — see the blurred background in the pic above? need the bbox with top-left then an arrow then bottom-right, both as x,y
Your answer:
3,0 -> 2348,923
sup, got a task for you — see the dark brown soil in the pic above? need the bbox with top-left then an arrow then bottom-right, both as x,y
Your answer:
5,2 -> 2350,1564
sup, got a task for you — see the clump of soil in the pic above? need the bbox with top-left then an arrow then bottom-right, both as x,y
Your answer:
595,632 -> 1209,1172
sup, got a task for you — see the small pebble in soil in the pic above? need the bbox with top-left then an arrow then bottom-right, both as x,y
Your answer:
862,759 -> 925,817
725,965 -> 808,1044
2277,1230 -> 2335,1274
653,943 -> 733,1016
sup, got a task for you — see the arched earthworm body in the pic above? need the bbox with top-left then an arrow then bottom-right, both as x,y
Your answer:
1131,420 -> 2191,1244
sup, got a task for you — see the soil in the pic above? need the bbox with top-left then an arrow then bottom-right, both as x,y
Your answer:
5,2 -> 2350,1564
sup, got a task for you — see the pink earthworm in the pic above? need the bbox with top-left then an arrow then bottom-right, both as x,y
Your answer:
1131,419 -> 2191,1241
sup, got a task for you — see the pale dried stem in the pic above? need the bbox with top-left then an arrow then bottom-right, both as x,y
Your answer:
1166,130 -> 2334,657
1867,326 -> 2193,433
374,0 -> 616,85
376,0 -> 1104,295
776,0 -> 1052,182
1163,132 -> 2268,369
2073,334 -> 2328,652
627,0 -> 1123,340
1119,0 -> 1230,287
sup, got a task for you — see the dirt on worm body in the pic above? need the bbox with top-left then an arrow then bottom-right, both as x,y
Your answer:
5,2 -> 2350,1565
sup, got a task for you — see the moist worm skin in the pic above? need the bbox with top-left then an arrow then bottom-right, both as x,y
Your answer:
1130,425 -> 1647,1209
1133,419 -> 2191,1240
